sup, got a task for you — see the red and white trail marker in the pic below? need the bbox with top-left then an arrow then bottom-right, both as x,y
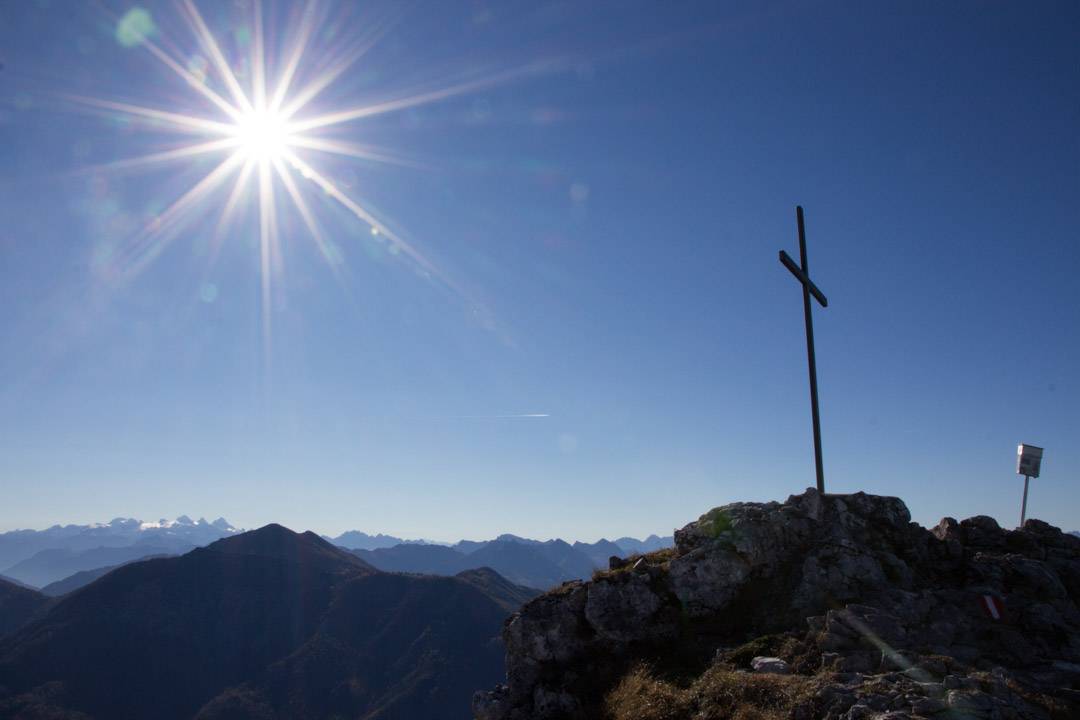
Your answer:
981,594 -> 1005,621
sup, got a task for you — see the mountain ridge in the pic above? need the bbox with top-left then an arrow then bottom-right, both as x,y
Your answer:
353,536 -> 619,590
0,577 -> 48,640
3,544 -> 188,589
0,523 -> 524,719
2,516 -> 673,594
346,533 -> 676,591
0,516 -> 240,582
40,554 -> 172,597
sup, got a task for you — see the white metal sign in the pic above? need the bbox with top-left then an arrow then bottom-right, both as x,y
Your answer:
1017,444 -> 1043,479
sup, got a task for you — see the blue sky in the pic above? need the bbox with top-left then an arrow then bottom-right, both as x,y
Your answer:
1,0 -> 1077,540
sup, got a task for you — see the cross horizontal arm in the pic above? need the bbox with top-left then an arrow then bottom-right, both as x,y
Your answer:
779,250 -> 828,307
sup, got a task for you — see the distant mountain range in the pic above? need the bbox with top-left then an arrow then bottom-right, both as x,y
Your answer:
0,525 -> 538,719
0,516 -> 673,593
0,509 -> 632,595
351,538 -> 593,590
327,530 -> 440,550
324,530 -> 673,555
348,534 -> 674,590
612,534 -> 675,555
0,516 -> 240,587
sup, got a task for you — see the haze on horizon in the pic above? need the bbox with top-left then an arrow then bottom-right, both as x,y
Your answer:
1,0 -> 1077,541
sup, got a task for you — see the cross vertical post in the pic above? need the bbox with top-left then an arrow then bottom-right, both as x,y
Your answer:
779,206 -> 829,493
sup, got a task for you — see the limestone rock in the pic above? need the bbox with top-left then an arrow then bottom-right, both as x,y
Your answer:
667,545 -> 749,617
584,571 -> 675,644
750,656 -> 791,674
473,488 -> 1080,720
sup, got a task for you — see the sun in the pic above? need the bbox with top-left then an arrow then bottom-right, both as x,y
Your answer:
70,1 -> 461,334
232,108 -> 293,163
65,0 -> 542,358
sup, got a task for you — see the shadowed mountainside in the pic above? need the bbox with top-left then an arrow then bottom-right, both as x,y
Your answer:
0,575 -> 34,590
454,567 -> 542,613
352,542 -> 467,576
3,545 -> 184,589
467,539 -> 594,589
39,554 -> 175,597
0,524 -> 522,720
0,578 -> 48,640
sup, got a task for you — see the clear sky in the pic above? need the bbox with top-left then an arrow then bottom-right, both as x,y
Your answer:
1,1 -> 1077,541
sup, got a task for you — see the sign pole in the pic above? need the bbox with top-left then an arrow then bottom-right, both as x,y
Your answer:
1016,444 -> 1043,528
1020,474 -> 1030,526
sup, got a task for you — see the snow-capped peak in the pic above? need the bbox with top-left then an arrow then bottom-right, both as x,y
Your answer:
211,517 -> 236,532
133,515 -> 237,532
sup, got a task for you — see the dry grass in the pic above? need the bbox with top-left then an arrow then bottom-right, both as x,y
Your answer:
605,666 -> 691,720
995,675 -> 1075,720
606,664 -> 819,720
721,634 -> 804,670
592,548 -> 676,581
544,580 -> 585,597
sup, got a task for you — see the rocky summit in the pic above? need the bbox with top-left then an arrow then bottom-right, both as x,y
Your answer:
473,489 -> 1080,720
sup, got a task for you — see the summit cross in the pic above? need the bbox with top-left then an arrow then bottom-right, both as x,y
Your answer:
779,206 -> 829,493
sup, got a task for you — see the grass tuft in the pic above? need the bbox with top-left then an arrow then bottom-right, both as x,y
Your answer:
606,663 -> 818,720
591,548 -> 676,581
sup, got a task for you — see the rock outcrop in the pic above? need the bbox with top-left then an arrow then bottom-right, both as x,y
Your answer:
474,489 -> 1080,719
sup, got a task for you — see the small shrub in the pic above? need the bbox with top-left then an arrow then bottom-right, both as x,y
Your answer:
702,509 -> 733,538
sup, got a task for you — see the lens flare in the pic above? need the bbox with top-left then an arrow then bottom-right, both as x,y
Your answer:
72,0 -> 440,301
66,0 -> 555,356
59,0 -> 561,362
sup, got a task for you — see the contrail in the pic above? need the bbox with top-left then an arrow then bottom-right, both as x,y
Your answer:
452,413 -> 550,419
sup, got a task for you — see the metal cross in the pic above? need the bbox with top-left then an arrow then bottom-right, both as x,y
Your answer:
779,206 -> 829,493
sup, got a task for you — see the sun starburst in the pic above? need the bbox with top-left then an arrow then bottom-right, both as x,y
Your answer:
66,0 -> 552,355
